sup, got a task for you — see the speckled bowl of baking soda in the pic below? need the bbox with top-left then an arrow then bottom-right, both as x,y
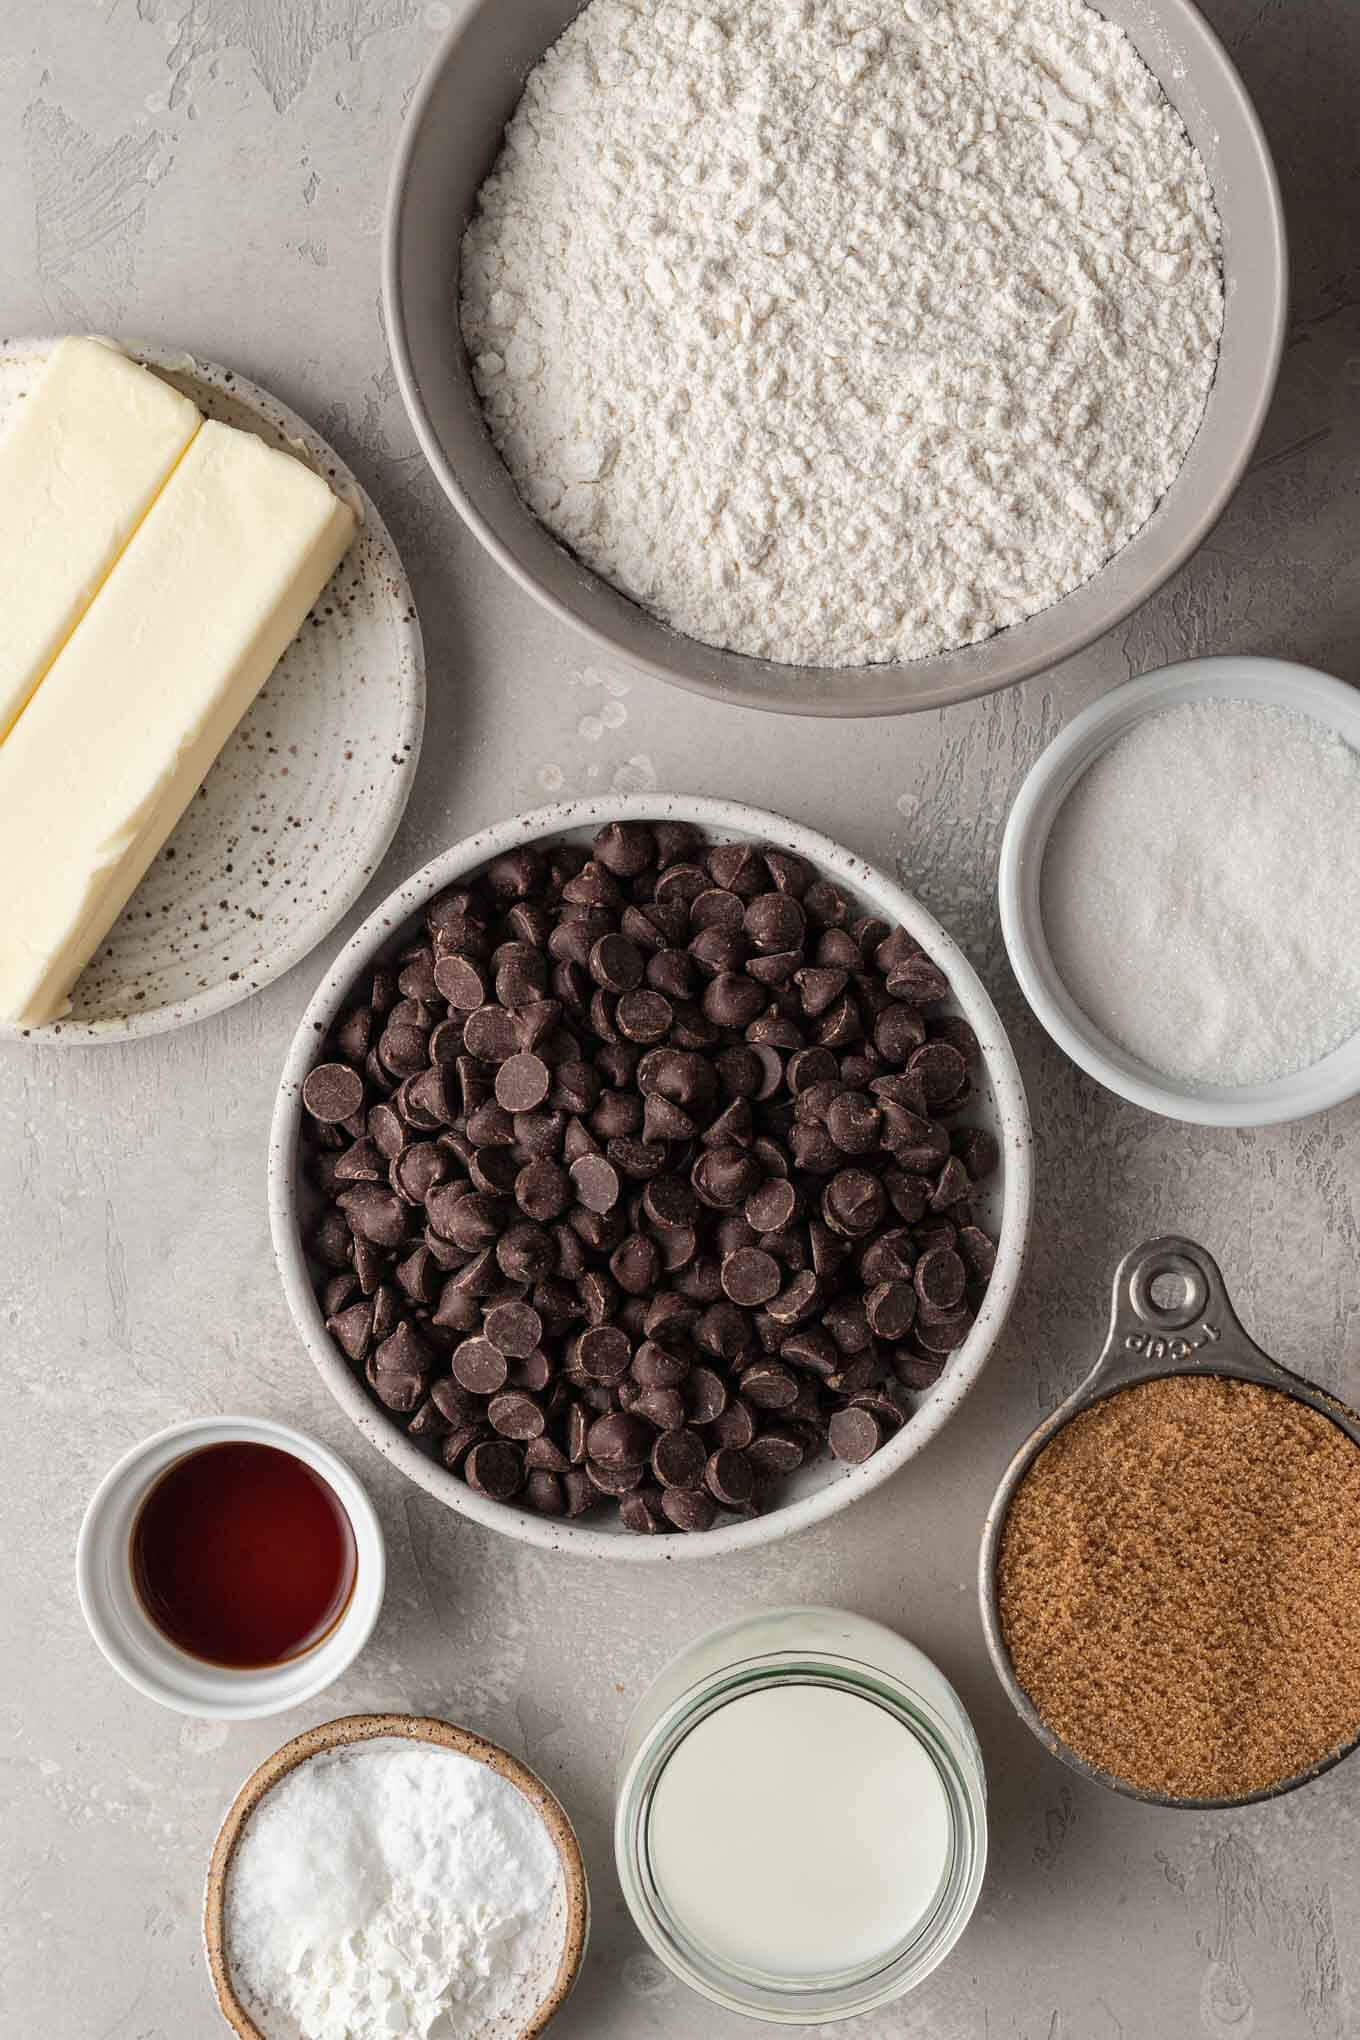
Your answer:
384,0 -> 1284,717
204,1713 -> 589,2039
979,1236 -> 1360,1810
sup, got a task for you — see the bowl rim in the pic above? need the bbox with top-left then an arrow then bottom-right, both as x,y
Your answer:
269,793 -> 1034,1562
202,1712 -> 590,2038
0,336 -> 426,1045
74,1414 -> 386,1719
998,655 -> 1360,1127
381,0 -> 1287,719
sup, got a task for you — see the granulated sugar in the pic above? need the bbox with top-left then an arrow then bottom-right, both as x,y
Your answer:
1041,699 -> 1360,1087
224,1739 -> 566,2040
460,0 -> 1222,668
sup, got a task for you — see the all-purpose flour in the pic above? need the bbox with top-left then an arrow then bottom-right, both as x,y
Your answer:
460,0 -> 1224,668
224,1739 -> 566,2040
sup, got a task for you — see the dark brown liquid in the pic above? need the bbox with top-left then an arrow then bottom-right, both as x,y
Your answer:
131,1441 -> 357,1669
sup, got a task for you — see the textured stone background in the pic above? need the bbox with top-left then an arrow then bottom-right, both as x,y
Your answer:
2,1 -> 1358,2034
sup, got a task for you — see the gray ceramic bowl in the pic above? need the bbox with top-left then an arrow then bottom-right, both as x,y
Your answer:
384,0 -> 1286,718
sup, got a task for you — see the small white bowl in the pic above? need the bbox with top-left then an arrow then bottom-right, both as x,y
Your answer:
998,656 -> 1360,1127
269,795 -> 1033,1563
75,1416 -> 385,1718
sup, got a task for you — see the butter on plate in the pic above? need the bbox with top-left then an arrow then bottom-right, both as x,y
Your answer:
0,417 -> 357,1027
0,337 -> 202,745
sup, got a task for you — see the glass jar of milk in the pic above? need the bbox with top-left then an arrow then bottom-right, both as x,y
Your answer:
615,1606 -> 987,2023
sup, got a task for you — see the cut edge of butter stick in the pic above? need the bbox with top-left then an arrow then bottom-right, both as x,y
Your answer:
0,418 -> 357,1027
0,336 -> 203,746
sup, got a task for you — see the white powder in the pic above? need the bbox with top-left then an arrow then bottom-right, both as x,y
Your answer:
224,1739 -> 567,2040
460,0 -> 1223,668
1040,700 -> 1360,1088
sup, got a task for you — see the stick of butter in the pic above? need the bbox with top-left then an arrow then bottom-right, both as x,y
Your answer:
0,337 -> 202,744
0,419 -> 357,1026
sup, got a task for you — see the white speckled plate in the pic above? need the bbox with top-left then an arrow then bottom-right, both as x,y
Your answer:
0,337 -> 425,1045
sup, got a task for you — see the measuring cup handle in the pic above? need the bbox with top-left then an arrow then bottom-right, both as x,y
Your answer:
1086,1234 -> 1288,1394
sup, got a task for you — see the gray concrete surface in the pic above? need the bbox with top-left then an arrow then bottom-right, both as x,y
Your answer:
2,1 -> 1358,2034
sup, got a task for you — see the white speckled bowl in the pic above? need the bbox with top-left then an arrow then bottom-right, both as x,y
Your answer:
0,338 -> 425,1045
270,796 -> 1033,1561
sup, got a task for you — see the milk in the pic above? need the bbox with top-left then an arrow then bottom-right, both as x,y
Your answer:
647,1682 -> 954,1980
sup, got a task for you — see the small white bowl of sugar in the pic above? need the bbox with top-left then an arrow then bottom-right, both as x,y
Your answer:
999,657 -> 1360,1127
205,1714 -> 589,2040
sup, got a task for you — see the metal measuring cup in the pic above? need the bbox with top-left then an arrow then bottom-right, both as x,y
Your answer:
978,1234 -> 1360,1809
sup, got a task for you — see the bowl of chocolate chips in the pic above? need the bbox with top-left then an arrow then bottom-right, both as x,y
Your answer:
270,797 -> 1032,1559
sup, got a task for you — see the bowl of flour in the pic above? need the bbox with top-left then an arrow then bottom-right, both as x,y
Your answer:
384,0 -> 1284,716
205,1714 -> 589,2040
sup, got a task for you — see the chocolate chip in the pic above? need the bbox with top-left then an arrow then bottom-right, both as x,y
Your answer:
441,1423 -> 490,1469
465,1440 -> 525,1499
958,1224 -> 998,1281
433,954 -> 487,1009
589,933 -> 645,994
652,1427 -> 708,1489
593,820 -> 656,876
709,1397 -> 758,1449
866,1279 -> 917,1340
515,1158 -> 572,1222
825,1090 -> 881,1154
692,1146 -> 760,1208
570,1152 -> 621,1214
745,893 -> 806,953
660,1486 -> 718,1533
741,1364 -> 799,1410
575,1324 -> 633,1383
338,1183 -> 408,1248
303,1062 -> 365,1124
705,1447 -> 756,1507
829,1406 -> 882,1462
765,1269 -> 820,1325
633,1386 -> 686,1431
687,1364 -> 729,1424
523,1470 -> 565,1515
619,1488 -> 667,1534
822,1168 -> 887,1237
615,989 -> 673,1043
908,1040 -> 968,1106
452,1336 -> 510,1396
483,1300 -> 543,1358
487,1390 -> 546,1440
720,1246 -> 781,1306
780,1326 -> 839,1377
744,1177 -> 798,1232
915,1246 -> 967,1311
913,1307 -> 975,1354
930,1155 -> 972,1209
886,955 -> 951,1005
327,1299 -> 374,1363
464,1004 -> 521,1062
747,1429 -> 806,1476
875,1004 -> 927,1063
525,1435 -> 570,1473
495,1052 -> 551,1113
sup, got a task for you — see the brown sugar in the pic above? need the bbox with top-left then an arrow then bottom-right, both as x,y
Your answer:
997,1373 -> 1360,1800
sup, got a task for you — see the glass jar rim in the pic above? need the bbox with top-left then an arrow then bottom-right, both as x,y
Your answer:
614,1646 -> 987,2024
